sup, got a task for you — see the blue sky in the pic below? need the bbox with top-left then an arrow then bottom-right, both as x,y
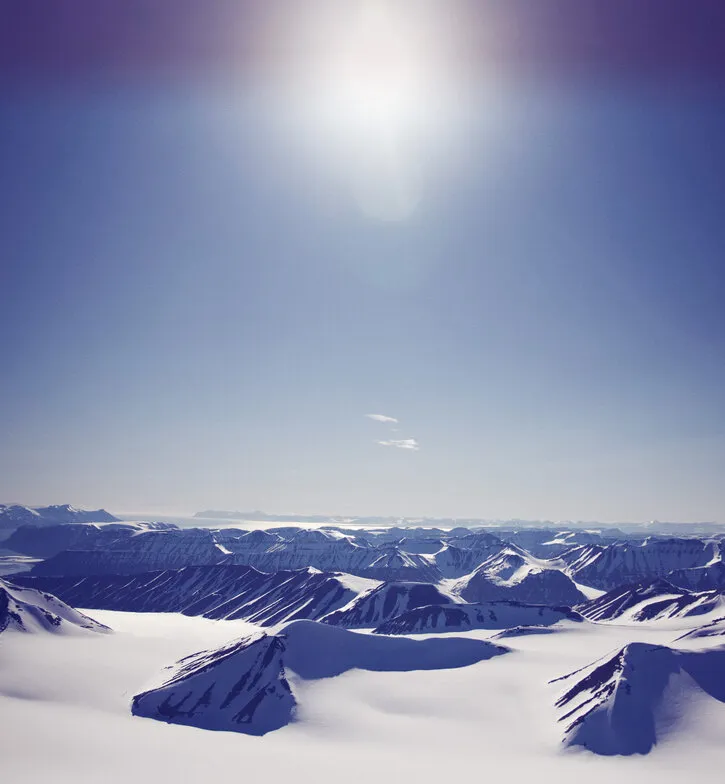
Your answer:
1,3 -> 725,521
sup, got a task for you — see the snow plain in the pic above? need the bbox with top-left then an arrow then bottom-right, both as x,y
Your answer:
2,609 -> 725,783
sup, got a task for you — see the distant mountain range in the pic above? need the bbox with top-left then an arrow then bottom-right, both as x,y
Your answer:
0,504 -> 118,530
6,524 -> 590,598
7,522 -> 725,613
13,565 -> 372,626
194,510 -> 725,535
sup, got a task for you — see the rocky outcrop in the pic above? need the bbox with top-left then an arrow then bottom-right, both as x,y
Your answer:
0,577 -> 109,635
132,620 -> 508,735
552,643 -> 725,755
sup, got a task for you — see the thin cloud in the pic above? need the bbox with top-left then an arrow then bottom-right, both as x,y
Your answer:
366,413 -> 399,424
377,438 -> 420,451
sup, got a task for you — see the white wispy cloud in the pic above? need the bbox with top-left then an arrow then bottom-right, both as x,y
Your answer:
377,438 -> 420,451
366,413 -> 399,424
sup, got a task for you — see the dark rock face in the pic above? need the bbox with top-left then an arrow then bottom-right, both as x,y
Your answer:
132,620 -> 508,735
13,565 -> 364,625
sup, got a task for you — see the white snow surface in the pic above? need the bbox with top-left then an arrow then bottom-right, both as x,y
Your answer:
3,609 -> 725,782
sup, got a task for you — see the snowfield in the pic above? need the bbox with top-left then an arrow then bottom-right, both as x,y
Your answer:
2,609 -> 725,783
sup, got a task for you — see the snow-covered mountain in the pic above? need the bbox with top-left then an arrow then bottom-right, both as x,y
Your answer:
132,619 -> 508,735
552,642 -> 725,755
14,565 -> 376,625
12,524 -> 443,581
432,532 -> 506,577
666,560 -> 725,592
0,504 -> 119,530
396,536 -> 446,554
12,522 -> 724,616
226,532 -> 442,581
575,578 -> 725,622
374,601 -> 582,635
562,537 -> 721,590
454,547 -> 587,607
492,528 -> 627,559
214,528 -> 283,554
360,547 -> 441,581
133,629 -> 294,735
0,577 -> 109,635
321,581 -> 454,628
29,526 -> 232,576
228,529 -> 378,573
4,520 -> 176,559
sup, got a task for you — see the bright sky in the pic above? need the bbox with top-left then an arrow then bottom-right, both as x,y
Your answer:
2,1 -> 725,521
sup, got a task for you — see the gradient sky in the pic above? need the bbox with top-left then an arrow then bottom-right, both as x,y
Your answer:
2,1 -> 725,521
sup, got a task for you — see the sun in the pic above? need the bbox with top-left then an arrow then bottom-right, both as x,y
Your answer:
312,2 -> 433,141
266,0 -> 460,221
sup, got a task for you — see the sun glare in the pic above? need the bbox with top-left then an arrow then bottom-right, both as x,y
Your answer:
313,2 -> 434,140
268,0 -> 462,221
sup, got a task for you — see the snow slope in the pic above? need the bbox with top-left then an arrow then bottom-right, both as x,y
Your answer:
5,609 -> 725,783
